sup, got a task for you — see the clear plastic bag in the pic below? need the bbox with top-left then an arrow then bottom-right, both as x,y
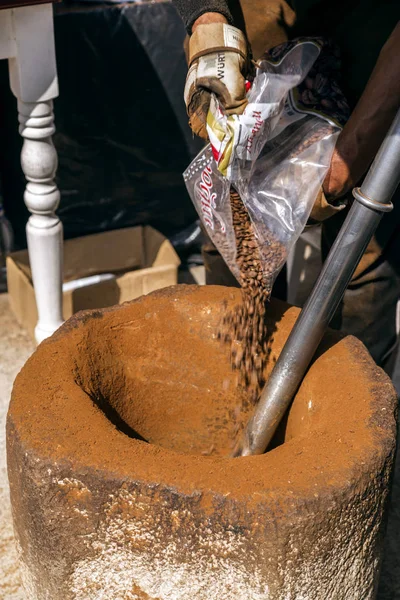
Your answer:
184,38 -> 349,290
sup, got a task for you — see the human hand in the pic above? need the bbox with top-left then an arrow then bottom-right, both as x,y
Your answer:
313,134 -> 366,222
322,144 -> 358,201
314,125 -> 375,221
184,14 -> 250,139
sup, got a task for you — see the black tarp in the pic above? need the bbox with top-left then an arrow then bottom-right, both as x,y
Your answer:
0,0 -> 202,248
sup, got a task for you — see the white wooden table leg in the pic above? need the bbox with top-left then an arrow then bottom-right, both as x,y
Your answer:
19,100 -> 63,342
8,4 -> 63,343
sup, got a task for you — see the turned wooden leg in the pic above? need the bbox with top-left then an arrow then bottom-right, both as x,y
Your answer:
8,4 -> 63,343
19,100 -> 63,342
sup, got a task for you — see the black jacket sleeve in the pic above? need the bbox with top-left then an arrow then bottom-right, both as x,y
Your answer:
172,0 -> 234,33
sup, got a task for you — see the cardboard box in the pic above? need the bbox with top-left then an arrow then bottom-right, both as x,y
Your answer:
7,226 -> 180,340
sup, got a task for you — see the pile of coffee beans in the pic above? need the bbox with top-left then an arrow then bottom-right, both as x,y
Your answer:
218,189 -> 285,403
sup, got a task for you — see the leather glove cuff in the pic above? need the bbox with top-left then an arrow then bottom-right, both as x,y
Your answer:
309,188 -> 348,222
188,23 -> 248,66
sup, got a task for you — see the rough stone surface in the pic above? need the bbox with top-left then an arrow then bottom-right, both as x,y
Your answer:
378,434 -> 400,600
6,285 -> 398,600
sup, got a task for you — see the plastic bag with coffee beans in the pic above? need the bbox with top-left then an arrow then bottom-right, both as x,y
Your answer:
184,37 -> 349,294
183,38 -> 349,402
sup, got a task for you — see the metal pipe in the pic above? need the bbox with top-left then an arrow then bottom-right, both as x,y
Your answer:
235,107 -> 400,457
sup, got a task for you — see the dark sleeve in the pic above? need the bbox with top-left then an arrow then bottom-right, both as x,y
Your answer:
172,0 -> 234,33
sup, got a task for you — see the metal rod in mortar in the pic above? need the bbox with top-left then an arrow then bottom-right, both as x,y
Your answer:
235,107 -> 400,457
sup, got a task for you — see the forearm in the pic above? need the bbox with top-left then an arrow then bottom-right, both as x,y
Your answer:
172,0 -> 233,33
323,23 -> 400,200
337,23 -> 400,181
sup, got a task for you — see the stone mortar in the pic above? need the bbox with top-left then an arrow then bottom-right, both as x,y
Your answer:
7,285 -> 398,600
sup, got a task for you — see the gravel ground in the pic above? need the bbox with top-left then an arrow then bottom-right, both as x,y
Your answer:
0,288 -> 399,599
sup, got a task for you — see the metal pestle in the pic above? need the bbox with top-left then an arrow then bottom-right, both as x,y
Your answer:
235,107 -> 400,457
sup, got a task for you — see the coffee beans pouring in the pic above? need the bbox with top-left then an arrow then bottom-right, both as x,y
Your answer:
218,188 -> 286,403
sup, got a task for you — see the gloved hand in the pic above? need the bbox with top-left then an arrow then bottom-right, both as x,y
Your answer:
309,188 -> 347,222
184,22 -> 250,139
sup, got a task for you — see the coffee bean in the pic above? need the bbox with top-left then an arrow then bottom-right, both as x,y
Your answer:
218,188 -> 285,404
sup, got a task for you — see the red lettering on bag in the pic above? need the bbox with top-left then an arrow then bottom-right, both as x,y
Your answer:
246,110 -> 264,152
197,164 -> 225,232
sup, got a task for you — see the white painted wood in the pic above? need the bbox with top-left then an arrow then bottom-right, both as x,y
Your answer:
3,4 -> 63,343
19,100 -> 63,342
0,11 -> 15,60
8,4 -> 58,102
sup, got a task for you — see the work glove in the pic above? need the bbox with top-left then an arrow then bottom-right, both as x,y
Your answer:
184,23 -> 250,139
309,188 -> 347,222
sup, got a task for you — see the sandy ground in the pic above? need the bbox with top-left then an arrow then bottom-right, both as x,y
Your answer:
0,294 -> 34,599
0,272 -> 399,598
